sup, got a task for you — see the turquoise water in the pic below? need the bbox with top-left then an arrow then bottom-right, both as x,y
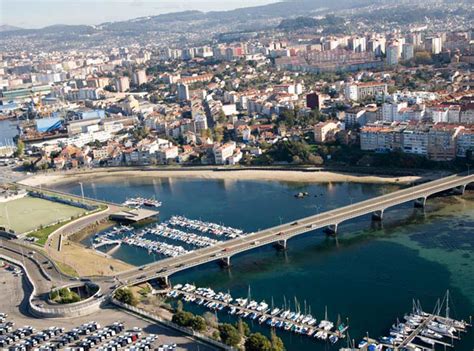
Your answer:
54,177 -> 474,350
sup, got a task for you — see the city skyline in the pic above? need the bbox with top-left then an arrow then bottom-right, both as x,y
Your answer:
0,0 -> 280,28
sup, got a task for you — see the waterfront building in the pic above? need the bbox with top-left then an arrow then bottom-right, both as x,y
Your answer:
456,128 -> 474,157
427,124 -> 462,161
213,141 -> 236,164
314,121 -> 340,143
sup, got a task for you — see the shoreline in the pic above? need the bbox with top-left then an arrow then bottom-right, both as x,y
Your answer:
18,167 -> 427,187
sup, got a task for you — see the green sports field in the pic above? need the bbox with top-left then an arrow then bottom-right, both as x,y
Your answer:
0,196 -> 86,234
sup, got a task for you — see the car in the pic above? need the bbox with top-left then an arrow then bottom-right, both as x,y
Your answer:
251,240 -> 260,245
157,268 -> 167,273
137,275 -> 146,279
276,232 -> 283,236
291,221 -> 298,226
222,248 -> 230,252
176,263 -> 184,268
213,253 -> 222,257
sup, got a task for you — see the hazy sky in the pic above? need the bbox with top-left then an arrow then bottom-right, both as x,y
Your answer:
0,0 -> 280,28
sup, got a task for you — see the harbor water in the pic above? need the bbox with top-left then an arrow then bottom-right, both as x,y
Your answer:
54,177 -> 474,350
0,119 -> 19,146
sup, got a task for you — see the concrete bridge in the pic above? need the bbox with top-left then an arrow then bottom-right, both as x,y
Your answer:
116,172 -> 474,287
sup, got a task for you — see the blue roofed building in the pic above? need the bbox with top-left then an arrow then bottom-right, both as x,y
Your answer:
36,117 -> 63,133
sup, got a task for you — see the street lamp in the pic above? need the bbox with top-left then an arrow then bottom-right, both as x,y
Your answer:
78,182 -> 85,200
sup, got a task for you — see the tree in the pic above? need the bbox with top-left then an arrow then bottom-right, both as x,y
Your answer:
203,311 -> 218,328
15,139 -> 25,158
114,288 -> 138,306
414,51 -> 433,65
190,316 -> 206,332
235,318 -> 250,337
270,329 -> 285,351
218,324 -> 241,347
245,333 -> 272,351
217,111 -> 227,124
308,154 -> 324,166
213,125 -> 224,143
176,299 -> 183,312
171,311 -> 194,327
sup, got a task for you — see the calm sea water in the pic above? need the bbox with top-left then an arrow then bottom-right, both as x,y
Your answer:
54,177 -> 474,350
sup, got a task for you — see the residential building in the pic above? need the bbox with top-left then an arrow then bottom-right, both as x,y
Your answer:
115,76 -> 130,92
344,82 -> 388,101
345,108 -> 367,127
386,45 -> 399,65
213,141 -> 236,164
314,121 -> 340,143
132,69 -> 147,86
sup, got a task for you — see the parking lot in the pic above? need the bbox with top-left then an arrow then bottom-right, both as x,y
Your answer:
0,263 -> 217,351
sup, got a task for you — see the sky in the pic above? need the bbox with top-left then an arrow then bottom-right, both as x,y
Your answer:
0,0 -> 281,28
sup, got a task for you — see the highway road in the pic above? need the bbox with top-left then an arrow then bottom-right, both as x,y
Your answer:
116,173 -> 474,285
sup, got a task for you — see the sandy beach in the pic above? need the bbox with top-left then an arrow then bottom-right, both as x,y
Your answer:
19,167 -> 423,187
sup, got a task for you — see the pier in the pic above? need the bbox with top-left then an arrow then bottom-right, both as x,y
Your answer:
167,284 -> 348,344
109,208 -> 159,223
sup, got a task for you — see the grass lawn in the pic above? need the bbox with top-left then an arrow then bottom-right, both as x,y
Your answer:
0,196 -> 86,234
54,261 -> 79,277
27,219 -> 75,246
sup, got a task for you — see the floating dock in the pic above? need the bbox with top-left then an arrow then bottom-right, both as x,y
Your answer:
353,292 -> 472,351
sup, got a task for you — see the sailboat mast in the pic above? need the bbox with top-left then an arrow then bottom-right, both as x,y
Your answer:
446,290 -> 450,319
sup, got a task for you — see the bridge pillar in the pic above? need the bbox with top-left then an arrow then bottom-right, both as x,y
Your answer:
220,256 -> 231,268
158,276 -> 170,288
274,239 -> 287,250
414,197 -> 427,208
325,223 -> 338,236
372,209 -> 384,221
453,184 -> 467,195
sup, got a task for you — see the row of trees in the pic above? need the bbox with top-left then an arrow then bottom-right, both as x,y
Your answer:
170,304 -> 285,351
172,310 -> 207,331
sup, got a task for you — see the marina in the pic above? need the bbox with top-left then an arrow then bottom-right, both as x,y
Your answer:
166,284 -> 348,345
351,292 -> 472,351
92,215 -> 245,258
168,216 -> 245,239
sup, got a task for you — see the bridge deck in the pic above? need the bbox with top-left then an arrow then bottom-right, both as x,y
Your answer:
115,173 -> 474,285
